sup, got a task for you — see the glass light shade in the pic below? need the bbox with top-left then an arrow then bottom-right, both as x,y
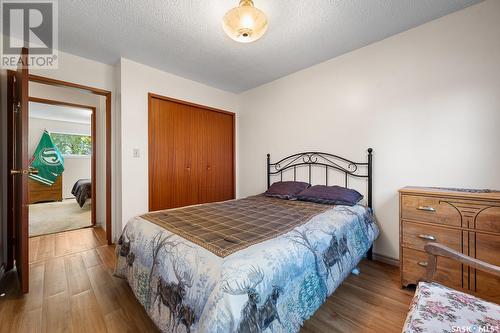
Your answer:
222,0 -> 268,43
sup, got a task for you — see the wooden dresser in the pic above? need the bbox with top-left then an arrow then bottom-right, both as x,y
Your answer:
28,176 -> 63,204
399,186 -> 500,303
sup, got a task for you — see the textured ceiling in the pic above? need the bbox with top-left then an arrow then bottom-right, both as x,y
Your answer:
58,0 -> 482,93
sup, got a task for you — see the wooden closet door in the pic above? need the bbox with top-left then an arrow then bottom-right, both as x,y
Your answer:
149,98 -> 198,210
199,110 -> 234,203
149,95 -> 234,211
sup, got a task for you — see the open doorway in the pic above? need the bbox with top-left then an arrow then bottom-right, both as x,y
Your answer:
26,74 -> 113,245
5,50 -> 112,293
27,98 -> 96,237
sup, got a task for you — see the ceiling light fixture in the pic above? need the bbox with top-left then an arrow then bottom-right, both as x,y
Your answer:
222,0 -> 268,43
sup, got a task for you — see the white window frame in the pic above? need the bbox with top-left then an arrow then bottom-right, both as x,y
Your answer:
48,130 -> 92,158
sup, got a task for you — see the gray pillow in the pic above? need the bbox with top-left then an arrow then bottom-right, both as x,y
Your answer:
265,181 -> 311,200
296,185 -> 363,206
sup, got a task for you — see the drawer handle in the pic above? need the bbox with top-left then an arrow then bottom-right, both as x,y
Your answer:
417,261 -> 428,267
417,206 -> 436,212
417,234 -> 436,241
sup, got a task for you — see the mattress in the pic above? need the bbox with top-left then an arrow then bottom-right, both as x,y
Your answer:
114,196 -> 379,333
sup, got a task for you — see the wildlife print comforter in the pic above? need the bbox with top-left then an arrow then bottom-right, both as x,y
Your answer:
114,199 -> 379,333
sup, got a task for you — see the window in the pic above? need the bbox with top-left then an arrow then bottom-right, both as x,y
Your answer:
50,132 -> 92,156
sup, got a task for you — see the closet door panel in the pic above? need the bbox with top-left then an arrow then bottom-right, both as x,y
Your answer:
150,99 -> 196,210
212,111 -> 234,201
199,110 -> 234,204
149,97 -> 169,210
149,95 -> 234,211
199,109 -> 214,204
186,104 -> 203,206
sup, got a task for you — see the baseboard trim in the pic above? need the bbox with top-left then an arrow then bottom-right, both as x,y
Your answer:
373,252 -> 399,267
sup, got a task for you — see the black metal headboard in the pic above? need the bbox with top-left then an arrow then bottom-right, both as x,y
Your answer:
267,148 -> 373,209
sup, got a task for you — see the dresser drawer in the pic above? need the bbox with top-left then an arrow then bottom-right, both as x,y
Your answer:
401,221 -> 462,252
28,176 -> 62,204
401,247 -> 464,290
401,195 -> 461,226
475,206 -> 500,233
472,233 -> 500,303
400,187 -> 500,296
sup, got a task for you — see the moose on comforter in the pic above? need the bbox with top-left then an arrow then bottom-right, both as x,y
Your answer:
114,204 -> 378,333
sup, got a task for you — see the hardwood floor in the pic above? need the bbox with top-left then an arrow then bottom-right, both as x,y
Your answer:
302,261 -> 414,332
0,227 -> 414,333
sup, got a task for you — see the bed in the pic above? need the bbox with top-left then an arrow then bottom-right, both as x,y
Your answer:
71,179 -> 91,207
114,149 -> 379,333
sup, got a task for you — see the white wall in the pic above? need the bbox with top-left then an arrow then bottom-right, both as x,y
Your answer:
237,0 -> 500,259
60,157 -> 91,199
119,58 -> 239,231
29,117 -> 91,199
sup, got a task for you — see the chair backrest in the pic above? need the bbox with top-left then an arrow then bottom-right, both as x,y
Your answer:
424,243 -> 500,282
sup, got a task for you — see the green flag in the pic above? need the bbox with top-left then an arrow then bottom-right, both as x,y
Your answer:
29,130 -> 65,186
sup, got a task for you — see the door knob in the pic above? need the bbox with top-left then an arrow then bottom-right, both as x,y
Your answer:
10,169 -> 33,175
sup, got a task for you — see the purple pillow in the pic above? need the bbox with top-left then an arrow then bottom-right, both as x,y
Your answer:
265,181 -> 311,200
296,185 -> 363,206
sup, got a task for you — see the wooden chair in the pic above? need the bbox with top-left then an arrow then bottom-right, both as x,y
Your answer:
402,243 -> 500,333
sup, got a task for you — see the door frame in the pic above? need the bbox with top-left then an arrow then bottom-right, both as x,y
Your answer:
28,96 -> 97,227
28,75 -> 113,245
6,48 -> 30,291
6,70 -> 15,271
147,93 -> 236,211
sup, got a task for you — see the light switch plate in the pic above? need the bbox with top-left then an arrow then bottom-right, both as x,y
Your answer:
133,148 -> 140,158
